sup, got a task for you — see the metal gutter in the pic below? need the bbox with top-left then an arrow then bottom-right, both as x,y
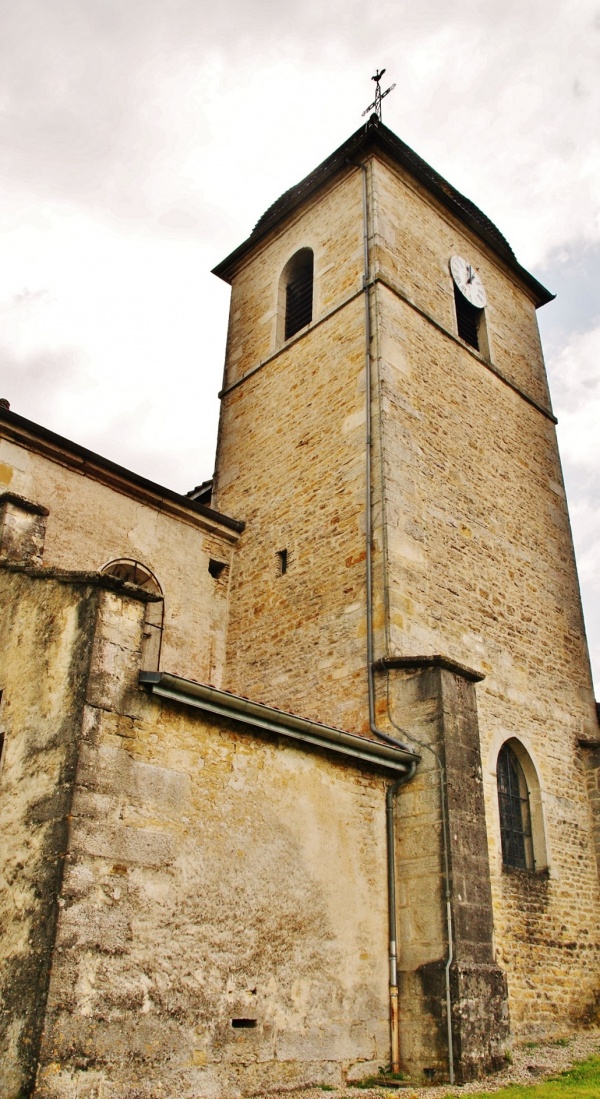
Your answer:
139,672 -> 418,775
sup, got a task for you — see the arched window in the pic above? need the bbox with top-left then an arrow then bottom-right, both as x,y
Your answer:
497,741 -> 535,870
279,248 -> 314,341
100,559 -> 164,670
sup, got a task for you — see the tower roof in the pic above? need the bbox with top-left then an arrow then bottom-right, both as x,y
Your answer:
213,116 -> 553,307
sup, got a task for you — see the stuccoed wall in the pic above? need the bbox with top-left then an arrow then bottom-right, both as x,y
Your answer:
0,432 -> 238,687
34,588 -> 394,1099
0,569 -> 98,1099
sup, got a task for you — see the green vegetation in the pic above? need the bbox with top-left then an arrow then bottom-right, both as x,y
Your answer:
444,1055 -> 600,1099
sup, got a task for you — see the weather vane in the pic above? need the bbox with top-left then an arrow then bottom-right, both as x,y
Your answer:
362,69 -> 395,121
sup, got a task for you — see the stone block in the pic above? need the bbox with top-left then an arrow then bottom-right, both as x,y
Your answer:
70,818 -> 176,868
76,743 -> 191,810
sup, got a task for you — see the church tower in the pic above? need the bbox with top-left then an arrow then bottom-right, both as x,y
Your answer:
2,115 -> 600,1096
212,117 -> 600,1074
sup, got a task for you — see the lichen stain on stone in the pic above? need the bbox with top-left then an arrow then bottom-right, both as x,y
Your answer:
36,724 -> 389,1096
0,573 -> 99,1099
0,461 -> 13,485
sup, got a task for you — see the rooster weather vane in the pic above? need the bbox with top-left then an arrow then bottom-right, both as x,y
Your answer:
362,69 -> 395,121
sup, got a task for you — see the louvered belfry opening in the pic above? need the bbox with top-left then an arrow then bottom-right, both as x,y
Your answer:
497,743 -> 534,870
454,284 -> 481,351
284,249 -> 313,340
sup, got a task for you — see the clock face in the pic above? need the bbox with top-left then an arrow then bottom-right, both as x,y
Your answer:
450,255 -> 487,309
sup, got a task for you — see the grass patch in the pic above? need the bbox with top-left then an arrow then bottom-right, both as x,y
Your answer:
444,1055 -> 600,1099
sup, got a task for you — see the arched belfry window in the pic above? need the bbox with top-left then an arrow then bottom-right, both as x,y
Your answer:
280,248 -> 314,341
497,741 -> 535,870
100,559 -> 164,670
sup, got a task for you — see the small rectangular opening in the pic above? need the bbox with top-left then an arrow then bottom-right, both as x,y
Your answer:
277,549 -> 288,575
208,559 -> 227,579
231,1018 -> 257,1029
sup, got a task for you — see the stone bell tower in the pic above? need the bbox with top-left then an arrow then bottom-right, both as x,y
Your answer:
211,117 -> 600,1077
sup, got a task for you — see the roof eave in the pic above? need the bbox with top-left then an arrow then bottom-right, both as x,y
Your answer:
139,671 -> 419,774
0,407 -> 244,535
212,121 -> 554,308
212,125 -> 370,283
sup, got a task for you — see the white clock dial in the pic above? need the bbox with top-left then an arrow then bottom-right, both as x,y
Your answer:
450,255 -> 487,308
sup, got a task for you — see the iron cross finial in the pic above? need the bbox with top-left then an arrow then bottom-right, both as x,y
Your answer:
362,68 -> 396,121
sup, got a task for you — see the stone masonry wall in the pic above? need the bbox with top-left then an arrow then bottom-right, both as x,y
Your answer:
580,740 -> 600,884
0,569 -> 99,1099
214,167 -> 373,733
384,663 -> 509,1082
213,145 -> 600,1045
35,587 -> 395,1099
370,157 -> 600,1035
217,169 -> 365,392
0,437 -> 237,686
371,155 -> 551,411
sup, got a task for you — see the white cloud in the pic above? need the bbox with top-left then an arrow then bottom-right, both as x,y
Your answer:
546,323 -> 600,689
551,325 -> 600,464
0,0 -> 599,687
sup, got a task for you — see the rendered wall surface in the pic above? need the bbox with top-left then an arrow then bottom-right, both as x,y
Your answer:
0,570 -> 98,1099
0,436 -> 237,686
30,588 -> 394,1099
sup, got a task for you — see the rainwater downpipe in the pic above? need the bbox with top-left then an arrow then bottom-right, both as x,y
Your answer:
357,159 -> 455,1085
357,157 -> 414,1075
385,676 -> 455,1086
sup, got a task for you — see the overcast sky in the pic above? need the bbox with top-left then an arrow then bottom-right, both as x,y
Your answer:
1,0 -> 598,691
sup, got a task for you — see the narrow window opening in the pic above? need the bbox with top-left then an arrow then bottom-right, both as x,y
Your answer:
497,743 -> 534,870
231,1018 -> 257,1029
208,559 -> 226,579
279,248 -> 314,342
277,549 -> 288,575
454,284 -> 482,351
